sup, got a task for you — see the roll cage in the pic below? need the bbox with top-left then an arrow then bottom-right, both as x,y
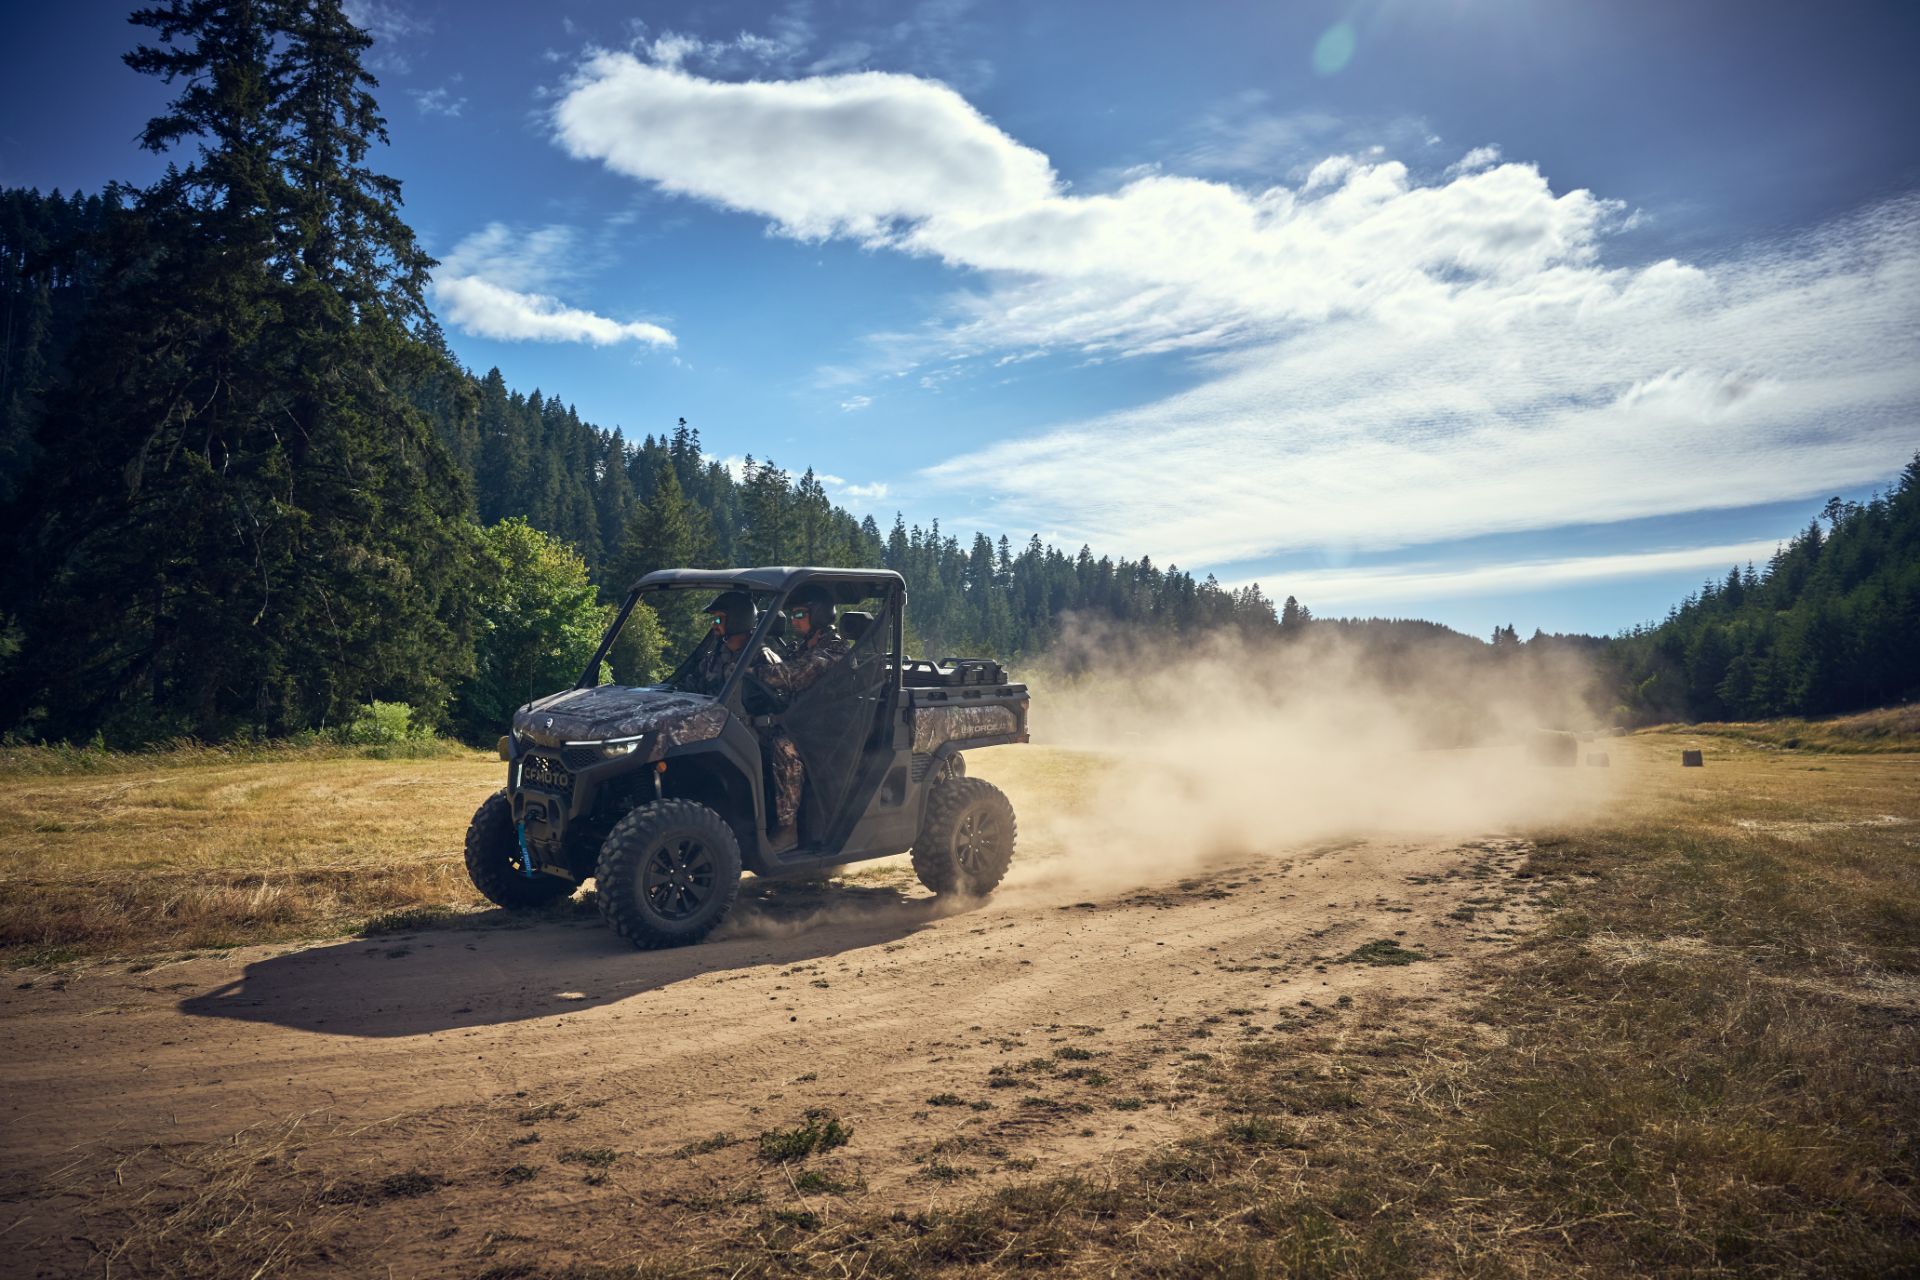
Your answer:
577,567 -> 909,708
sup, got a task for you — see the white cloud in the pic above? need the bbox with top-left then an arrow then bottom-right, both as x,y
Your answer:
839,394 -> 873,411
648,32 -> 709,67
1241,539 -> 1787,610
809,42 -> 873,75
552,55 -> 1054,242
410,84 -> 466,118
923,200 -> 1919,563
432,224 -> 675,348
1169,97 -> 1433,180
551,59 -> 1920,566
843,481 -> 891,501
1448,144 -> 1502,175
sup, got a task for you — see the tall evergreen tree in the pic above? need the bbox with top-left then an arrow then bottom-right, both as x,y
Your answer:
1,0 -> 473,741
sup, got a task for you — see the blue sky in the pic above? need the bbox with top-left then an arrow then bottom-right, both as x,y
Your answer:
4,0 -> 1917,638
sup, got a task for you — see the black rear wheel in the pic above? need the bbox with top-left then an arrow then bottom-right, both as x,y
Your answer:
594,800 -> 743,949
464,790 -> 576,910
912,777 -> 1016,897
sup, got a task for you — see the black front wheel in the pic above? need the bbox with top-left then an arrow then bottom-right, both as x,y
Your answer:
594,800 -> 743,949
911,777 -> 1016,897
464,790 -> 576,910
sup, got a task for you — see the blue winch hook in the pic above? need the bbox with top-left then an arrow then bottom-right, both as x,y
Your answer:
515,820 -> 538,878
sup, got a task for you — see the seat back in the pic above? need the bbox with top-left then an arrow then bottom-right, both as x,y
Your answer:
839,611 -> 874,643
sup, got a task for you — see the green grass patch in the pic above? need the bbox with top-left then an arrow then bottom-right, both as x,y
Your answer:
757,1110 -> 852,1163
1338,939 -> 1427,966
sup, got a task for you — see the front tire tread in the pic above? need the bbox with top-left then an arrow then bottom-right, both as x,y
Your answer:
594,800 -> 743,949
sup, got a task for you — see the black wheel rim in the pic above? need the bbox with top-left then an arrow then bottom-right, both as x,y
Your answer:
955,806 -> 997,873
640,837 -> 717,921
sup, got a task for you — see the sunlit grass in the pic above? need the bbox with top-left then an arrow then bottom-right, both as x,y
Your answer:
3,750 -> 504,963
0,742 -> 1105,965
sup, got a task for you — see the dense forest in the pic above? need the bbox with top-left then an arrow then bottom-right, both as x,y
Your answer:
1601,464 -> 1920,722
0,2 -> 1911,749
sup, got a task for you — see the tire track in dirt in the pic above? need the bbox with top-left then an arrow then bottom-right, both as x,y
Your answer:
0,831 -> 1558,1277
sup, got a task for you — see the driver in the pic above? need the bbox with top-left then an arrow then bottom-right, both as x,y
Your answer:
689,590 -> 766,696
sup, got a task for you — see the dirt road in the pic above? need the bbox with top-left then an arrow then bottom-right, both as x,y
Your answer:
1,765 -> 1555,1278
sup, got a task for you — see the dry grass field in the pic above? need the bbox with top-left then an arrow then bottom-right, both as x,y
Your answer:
1,743 -> 504,965
1,716 -> 1915,1277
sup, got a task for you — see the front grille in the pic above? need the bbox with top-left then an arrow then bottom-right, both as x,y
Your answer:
520,753 -> 573,792
561,745 -> 602,771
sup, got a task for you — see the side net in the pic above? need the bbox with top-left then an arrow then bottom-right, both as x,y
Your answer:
781,599 -> 896,832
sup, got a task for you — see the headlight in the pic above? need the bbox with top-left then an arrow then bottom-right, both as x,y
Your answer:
566,735 -> 645,759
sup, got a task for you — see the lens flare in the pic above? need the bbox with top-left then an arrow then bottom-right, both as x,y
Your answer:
1313,21 -> 1357,75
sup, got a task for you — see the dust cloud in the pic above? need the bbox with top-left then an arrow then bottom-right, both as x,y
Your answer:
717,885 -> 966,941
1003,621 -> 1617,898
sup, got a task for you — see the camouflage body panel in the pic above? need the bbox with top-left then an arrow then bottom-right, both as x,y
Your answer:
513,685 -> 728,759
641,703 -> 729,760
911,703 -> 1019,754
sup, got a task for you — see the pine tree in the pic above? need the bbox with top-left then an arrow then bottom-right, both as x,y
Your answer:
610,464 -> 709,652
611,464 -> 703,589
739,456 -> 792,565
3,0 -> 474,740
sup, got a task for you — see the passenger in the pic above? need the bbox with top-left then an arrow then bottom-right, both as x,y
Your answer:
757,584 -> 851,845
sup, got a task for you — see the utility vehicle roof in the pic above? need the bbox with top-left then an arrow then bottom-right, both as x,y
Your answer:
630,566 -> 906,597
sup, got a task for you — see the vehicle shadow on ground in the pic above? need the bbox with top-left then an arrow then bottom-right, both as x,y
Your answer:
179,879 -> 966,1039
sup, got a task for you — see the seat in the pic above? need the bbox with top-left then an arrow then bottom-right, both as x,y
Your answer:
839,610 -> 874,643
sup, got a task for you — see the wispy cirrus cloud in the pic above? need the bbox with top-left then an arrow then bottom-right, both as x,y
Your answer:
1240,539 -> 1789,611
410,81 -> 466,118
341,0 -> 428,73
549,56 -> 1920,566
432,223 -> 675,348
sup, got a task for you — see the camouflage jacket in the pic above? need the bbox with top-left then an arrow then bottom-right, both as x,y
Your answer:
758,626 -> 850,700
688,635 -> 765,696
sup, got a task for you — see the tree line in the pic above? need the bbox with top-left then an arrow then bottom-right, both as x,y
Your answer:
1599,460 -> 1920,723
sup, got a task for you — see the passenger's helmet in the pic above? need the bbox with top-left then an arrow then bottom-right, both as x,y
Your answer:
785,583 -> 836,630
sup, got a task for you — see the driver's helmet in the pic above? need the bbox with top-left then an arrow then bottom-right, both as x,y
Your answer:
702,590 -> 755,637
785,583 -> 837,631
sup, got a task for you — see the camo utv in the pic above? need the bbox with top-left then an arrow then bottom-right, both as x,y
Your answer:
464,567 -> 1030,949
